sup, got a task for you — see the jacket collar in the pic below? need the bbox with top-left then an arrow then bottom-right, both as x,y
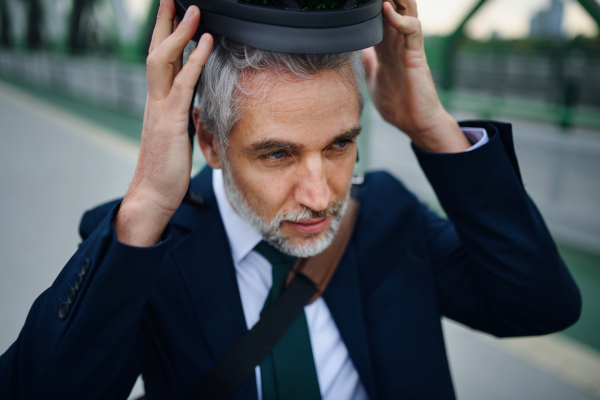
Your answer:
168,166 -> 214,232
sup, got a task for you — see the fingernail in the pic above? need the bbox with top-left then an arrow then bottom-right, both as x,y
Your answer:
182,7 -> 195,22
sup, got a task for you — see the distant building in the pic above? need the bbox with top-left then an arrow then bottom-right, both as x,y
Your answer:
530,0 -> 564,39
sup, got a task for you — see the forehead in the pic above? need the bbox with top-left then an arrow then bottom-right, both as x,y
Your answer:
231,69 -> 360,146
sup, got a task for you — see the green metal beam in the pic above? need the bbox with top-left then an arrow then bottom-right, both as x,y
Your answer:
448,0 -> 488,41
576,0 -> 600,31
440,0 -> 600,92
441,0 -> 489,91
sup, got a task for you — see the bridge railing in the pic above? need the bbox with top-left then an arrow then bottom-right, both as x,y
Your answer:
0,49 -> 147,117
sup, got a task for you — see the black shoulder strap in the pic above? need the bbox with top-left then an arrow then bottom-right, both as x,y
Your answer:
182,273 -> 317,400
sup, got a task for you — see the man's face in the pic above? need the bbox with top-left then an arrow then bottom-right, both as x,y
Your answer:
214,69 -> 360,256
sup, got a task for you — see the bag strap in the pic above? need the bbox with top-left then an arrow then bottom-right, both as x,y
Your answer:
183,197 -> 360,400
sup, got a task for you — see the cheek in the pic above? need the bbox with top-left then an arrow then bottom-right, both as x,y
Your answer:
326,151 -> 355,197
229,158 -> 294,217
252,176 -> 292,214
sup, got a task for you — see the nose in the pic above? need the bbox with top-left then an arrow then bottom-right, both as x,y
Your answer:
293,154 -> 331,212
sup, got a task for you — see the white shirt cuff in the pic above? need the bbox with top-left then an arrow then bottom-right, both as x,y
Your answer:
462,127 -> 489,152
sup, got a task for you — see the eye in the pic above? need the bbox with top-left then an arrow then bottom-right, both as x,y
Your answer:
332,140 -> 349,149
263,150 -> 287,160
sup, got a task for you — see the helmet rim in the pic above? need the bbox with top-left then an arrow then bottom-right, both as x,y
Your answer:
175,0 -> 384,53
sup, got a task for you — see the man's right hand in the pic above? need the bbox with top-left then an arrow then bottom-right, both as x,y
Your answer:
115,0 -> 213,247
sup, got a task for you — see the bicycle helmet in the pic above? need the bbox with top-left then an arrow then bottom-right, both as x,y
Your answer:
174,0 -> 383,54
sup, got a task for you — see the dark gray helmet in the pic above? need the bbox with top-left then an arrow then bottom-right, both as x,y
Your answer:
174,0 -> 383,54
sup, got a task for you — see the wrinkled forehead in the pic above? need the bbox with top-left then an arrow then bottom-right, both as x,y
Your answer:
230,69 -> 360,147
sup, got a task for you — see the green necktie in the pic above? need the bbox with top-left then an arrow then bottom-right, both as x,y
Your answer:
255,241 -> 322,400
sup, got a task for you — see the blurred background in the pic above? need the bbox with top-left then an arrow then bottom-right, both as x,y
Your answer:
0,0 -> 599,398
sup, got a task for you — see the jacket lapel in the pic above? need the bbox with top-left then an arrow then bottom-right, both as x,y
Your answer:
323,243 -> 378,400
169,167 -> 257,398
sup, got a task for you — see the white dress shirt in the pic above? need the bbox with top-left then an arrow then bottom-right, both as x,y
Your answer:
211,128 -> 488,400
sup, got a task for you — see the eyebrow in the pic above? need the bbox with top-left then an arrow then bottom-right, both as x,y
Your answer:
248,139 -> 304,153
247,125 -> 362,154
332,126 -> 362,144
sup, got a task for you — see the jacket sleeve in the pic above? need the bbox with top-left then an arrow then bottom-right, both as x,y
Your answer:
414,120 -> 581,337
0,201 -> 170,399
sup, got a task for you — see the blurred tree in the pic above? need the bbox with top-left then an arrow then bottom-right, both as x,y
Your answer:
0,0 -> 12,47
68,0 -> 91,52
68,0 -> 117,54
139,0 -> 159,56
26,0 -> 42,48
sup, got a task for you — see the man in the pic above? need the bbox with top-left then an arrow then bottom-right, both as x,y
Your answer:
0,0 -> 581,399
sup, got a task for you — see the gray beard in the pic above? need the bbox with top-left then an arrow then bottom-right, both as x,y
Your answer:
221,159 -> 349,258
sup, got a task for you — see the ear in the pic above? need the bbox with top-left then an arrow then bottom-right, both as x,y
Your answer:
194,107 -> 223,169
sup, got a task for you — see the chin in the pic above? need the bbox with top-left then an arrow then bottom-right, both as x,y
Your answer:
268,207 -> 348,257
272,229 -> 336,258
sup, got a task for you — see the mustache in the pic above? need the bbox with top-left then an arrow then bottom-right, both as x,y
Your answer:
271,200 -> 345,225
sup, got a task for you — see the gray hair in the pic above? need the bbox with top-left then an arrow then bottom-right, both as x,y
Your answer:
194,35 -> 365,147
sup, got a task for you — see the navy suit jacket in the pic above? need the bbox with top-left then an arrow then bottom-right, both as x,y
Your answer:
0,121 -> 581,399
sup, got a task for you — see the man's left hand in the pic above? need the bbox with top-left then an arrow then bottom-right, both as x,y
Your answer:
363,0 -> 471,153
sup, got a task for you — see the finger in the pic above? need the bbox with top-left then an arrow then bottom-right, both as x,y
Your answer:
148,0 -> 176,55
386,0 -> 417,17
147,6 -> 200,100
172,19 -> 183,78
167,33 -> 214,116
362,47 -> 378,80
382,2 -> 422,50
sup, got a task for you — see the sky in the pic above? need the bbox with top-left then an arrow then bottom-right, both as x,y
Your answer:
124,0 -> 599,39
418,0 -> 598,38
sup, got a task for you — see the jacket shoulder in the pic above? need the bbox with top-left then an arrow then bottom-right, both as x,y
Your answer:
358,170 -> 420,216
356,170 -> 424,249
79,199 -> 122,241
354,171 -> 430,294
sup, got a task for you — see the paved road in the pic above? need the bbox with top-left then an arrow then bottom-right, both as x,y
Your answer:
0,82 -> 597,399
0,82 -> 144,397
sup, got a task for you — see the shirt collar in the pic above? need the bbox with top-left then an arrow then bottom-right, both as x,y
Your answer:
212,168 -> 263,264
